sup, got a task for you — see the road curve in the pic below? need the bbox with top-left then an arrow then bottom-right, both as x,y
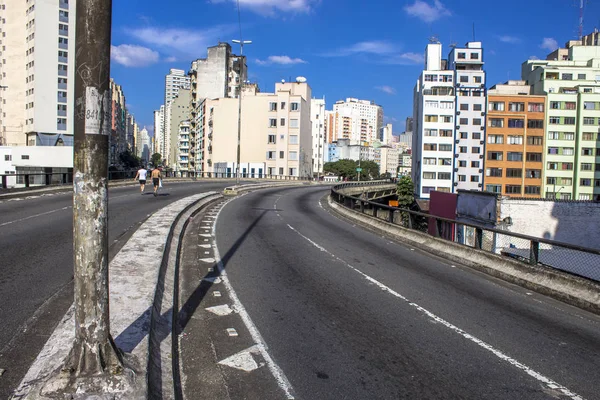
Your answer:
213,185 -> 600,400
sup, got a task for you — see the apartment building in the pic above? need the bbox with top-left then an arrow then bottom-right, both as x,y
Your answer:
0,0 -> 75,147
522,33 -> 600,200
379,123 -> 393,145
311,98 -> 326,177
485,81 -> 546,198
153,106 -> 164,157
194,80 -> 312,178
331,98 -> 383,145
412,40 -> 486,198
168,89 -> 190,171
136,127 -> 150,163
165,69 -> 191,106
109,79 -> 127,165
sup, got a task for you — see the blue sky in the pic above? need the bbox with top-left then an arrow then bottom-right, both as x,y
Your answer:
110,0 -> 600,135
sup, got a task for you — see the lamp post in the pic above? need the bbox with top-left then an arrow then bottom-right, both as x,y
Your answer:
232,39 -> 252,186
553,184 -> 565,200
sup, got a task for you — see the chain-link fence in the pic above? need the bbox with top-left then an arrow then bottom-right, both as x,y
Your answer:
331,184 -> 600,283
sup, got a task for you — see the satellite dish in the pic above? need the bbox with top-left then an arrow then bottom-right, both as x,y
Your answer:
296,76 -> 307,83
281,79 -> 286,83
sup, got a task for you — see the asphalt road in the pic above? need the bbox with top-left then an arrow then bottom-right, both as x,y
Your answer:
0,180 -> 238,398
214,186 -> 600,400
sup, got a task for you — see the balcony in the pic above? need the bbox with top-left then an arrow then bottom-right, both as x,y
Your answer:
59,29 -> 68,37
208,145 -> 212,154
59,42 -> 68,50
59,14 -> 68,23
59,56 -> 68,63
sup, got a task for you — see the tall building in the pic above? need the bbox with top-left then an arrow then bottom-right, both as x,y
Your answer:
137,127 -> 150,163
165,69 -> 190,107
154,106 -> 164,158
193,80 -> 312,178
412,40 -> 486,198
168,89 -> 190,170
521,32 -> 600,201
331,98 -> 383,145
110,79 -> 127,165
311,98 -> 326,177
0,0 -> 76,147
380,123 -> 393,145
485,81 -> 545,198
126,112 -> 136,152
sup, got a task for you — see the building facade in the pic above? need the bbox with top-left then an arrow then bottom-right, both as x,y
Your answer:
165,69 -> 191,107
331,98 -> 383,145
154,106 -> 164,159
522,35 -> 600,200
485,81 -> 545,198
110,79 -> 127,165
0,0 -> 76,147
311,98 -> 326,177
168,89 -> 191,170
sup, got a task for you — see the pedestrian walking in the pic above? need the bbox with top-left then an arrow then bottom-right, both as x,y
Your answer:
134,166 -> 148,194
151,167 -> 162,197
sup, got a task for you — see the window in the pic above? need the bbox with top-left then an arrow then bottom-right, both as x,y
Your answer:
562,73 -> 573,80
459,161 -> 467,167
525,186 -> 541,195
581,163 -> 593,171
547,177 -> 557,185
439,144 -> 452,151
459,118 -> 468,125
457,52 -> 466,59
423,187 -> 435,194
506,168 -> 522,178
425,115 -> 439,122
550,101 -> 560,109
580,178 -> 592,187
4,155 -> 11,161
488,135 -> 504,144
508,102 -> 525,112
584,101 -> 595,110
489,102 -> 505,111
289,135 -> 298,145
528,103 -> 544,112
471,147 -> 480,154
424,143 -> 437,151
460,76 -> 468,83
549,117 -> 561,124
471,161 -> 480,168
548,147 -> 559,154
21,155 -> 30,160
474,76 -> 482,83
486,185 -> 502,193
268,134 -> 276,144
473,104 -> 482,111
291,102 -> 299,111
526,136 -> 542,146
471,53 -> 479,60
547,162 -> 558,170
424,129 -> 438,136
289,151 -> 298,160
473,132 -> 481,140
487,168 -> 502,177
528,120 -> 544,129
281,102 -> 286,110
564,117 -> 576,125
507,152 -> 523,161
488,152 -> 503,161
562,162 -> 573,170
508,119 -> 524,128
582,147 -> 594,156
438,172 -> 451,180
269,118 -> 277,127
473,118 -> 482,126
508,135 -> 523,145
578,73 -> 587,80
470,175 -> 479,182
583,117 -> 596,125
564,132 -> 574,140
279,167 -> 284,175
269,102 -> 277,111
439,158 -> 452,166
582,132 -> 596,140
423,172 -> 436,179
424,74 -> 437,82
425,100 -> 439,108
442,116 -> 453,123
424,158 -> 436,165
562,148 -> 574,156
440,101 -> 454,109
440,129 -> 452,137
458,175 -> 467,182
548,131 -> 559,140
562,178 -> 573,185
279,151 -> 284,159
266,151 -> 276,160
460,103 -> 469,111
526,169 -> 541,178
459,146 -> 467,153
505,185 -> 522,194
579,194 -> 592,200
290,119 -> 299,128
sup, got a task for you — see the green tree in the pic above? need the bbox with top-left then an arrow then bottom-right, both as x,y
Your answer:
150,153 -> 162,167
396,175 -> 415,227
359,160 -> 379,181
324,159 -> 358,179
119,150 -> 142,169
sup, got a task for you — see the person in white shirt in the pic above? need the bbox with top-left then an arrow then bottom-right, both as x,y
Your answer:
134,167 -> 148,194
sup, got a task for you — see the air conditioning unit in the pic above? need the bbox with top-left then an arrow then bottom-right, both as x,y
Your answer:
479,169 -> 483,173
454,154 -> 459,158
455,140 -> 460,144
456,126 -> 460,129
479,155 -> 484,159
454,182 -> 459,186
480,140 -> 484,145
478,183 -> 483,187
454,168 -> 459,172
456,111 -> 461,115
481,112 -> 486,116
480,126 -> 485,130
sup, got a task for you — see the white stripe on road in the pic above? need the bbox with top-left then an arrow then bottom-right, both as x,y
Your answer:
213,200 -> 296,400
0,206 -> 71,227
285,223 -> 584,400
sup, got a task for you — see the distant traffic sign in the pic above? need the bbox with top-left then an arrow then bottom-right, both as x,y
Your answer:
356,168 -> 362,172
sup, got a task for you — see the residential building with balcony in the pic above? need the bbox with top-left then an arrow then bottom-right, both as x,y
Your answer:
0,0 -> 75,147
522,32 -> 600,200
331,98 -> 383,145
168,89 -> 190,171
311,98 -> 326,177
485,81 -> 546,198
195,80 -> 312,178
109,79 -> 127,165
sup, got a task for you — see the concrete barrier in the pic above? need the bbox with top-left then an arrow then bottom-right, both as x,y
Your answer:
328,196 -> 600,316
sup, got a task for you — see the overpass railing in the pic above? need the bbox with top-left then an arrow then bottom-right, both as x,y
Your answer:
331,183 -> 600,283
0,170 -> 313,190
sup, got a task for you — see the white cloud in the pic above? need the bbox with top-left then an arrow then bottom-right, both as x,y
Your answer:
404,0 -> 451,23
540,37 -> 559,52
386,52 -> 424,65
322,40 -> 398,57
126,26 -> 235,57
497,35 -> 521,44
111,44 -> 159,67
376,86 -> 396,95
164,56 -> 177,63
256,55 -> 307,65
529,55 -> 540,60
209,0 -> 319,16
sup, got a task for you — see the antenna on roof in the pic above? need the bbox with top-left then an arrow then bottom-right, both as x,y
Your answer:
428,35 -> 439,44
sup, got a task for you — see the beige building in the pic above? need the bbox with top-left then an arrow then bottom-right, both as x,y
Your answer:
194,81 -> 312,178
167,89 -> 191,169
331,98 -> 383,145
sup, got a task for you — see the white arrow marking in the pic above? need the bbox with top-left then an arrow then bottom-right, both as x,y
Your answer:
205,304 -> 233,316
200,234 -> 212,238
203,276 -> 221,284
199,257 -> 216,263
218,345 -> 262,372
199,244 -> 211,248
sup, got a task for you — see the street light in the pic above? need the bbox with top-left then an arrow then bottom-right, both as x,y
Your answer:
232,39 -> 252,185
553,184 -> 565,200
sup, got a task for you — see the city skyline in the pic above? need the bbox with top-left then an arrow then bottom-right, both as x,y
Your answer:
110,0 -> 600,135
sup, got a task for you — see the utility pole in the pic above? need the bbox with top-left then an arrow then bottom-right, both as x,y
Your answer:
232,39 -> 251,185
69,0 -> 122,376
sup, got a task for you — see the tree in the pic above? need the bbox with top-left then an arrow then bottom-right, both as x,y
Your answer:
359,160 -> 379,181
150,153 -> 162,167
119,150 -> 142,169
324,159 -> 358,179
396,176 -> 415,227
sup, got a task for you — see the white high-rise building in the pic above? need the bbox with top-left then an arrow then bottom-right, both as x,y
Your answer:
165,69 -> 190,107
311,98 -> 326,177
0,0 -> 76,147
331,98 -> 383,145
154,106 -> 165,158
137,127 -> 151,163
412,40 -> 486,198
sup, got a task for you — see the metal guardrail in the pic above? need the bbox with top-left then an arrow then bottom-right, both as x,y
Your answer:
0,170 -> 313,189
331,183 -> 600,283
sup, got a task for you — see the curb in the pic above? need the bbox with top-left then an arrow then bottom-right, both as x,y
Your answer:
328,196 -> 600,316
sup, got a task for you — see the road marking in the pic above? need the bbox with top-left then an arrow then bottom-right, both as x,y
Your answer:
199,257 -> 216,263
202,276 -> 221,284
213,200 -> 296,399
218,345 -> 262,372
213,291 -> 222,297
199,244 -> 211,248
226,328 -> 239,337
285,223 -> 584,400
0,206 -> 71,227
206,304 -> 234,316
200,233 -> 212,238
